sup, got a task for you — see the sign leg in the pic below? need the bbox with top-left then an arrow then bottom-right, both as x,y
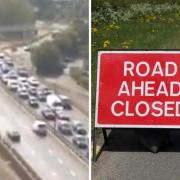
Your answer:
102,128 -> 108,145
93,127 -> 97,162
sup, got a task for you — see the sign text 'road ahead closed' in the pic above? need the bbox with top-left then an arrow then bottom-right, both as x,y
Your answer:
95,51 -> 180,128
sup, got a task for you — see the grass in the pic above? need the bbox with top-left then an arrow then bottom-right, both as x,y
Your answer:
92,11 -> 180,128
70,68 -> 89,90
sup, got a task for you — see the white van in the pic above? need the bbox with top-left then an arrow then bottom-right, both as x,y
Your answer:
32,121 -> 47,136
46,94 -> 63,111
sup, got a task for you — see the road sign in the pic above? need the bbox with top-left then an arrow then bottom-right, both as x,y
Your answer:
95,50 -> 180,128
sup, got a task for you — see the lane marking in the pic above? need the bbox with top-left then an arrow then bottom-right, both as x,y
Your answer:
57,158 -> 63,165
52,171 -> 57,177
70,170 -> 76,177
48,149 -> 53,155
31,150 -> 36,156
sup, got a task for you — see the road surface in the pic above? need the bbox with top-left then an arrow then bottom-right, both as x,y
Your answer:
92,129 -> 180,180
0,84 -> 88,180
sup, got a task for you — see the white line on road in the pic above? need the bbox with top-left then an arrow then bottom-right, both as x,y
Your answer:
52,171 -> 57,177
31,150 -> 36,156
48,149 -> 54,155
70,170 -> 76,177
57,158 -> 63,165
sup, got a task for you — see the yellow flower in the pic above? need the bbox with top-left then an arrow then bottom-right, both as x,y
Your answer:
122,45 -> 129,49
109,24 -> 114,28
103,40 -> 110,48
92,27 -> 98,33
115,25 -> 120,29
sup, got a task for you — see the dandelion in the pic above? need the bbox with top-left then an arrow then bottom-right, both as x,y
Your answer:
103,40 -> 110,48
109,24 -> 114,28
115,25 -> 120,29
92,27 -> 98,33
122,45 -> 129,49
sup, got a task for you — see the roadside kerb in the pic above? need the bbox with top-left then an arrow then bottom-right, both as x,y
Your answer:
0,137 -> 42,180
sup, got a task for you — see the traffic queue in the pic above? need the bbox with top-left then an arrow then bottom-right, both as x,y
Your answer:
0,53 -> 88,157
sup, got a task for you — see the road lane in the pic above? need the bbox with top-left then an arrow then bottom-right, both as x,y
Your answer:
0,85 -> 88,180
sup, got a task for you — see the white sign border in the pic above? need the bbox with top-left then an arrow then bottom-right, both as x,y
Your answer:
95,50 -> 180,128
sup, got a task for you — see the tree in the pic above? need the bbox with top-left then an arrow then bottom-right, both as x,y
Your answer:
54,19 -> 88,60
31,42 -> 63,76
0,0 -> 35,25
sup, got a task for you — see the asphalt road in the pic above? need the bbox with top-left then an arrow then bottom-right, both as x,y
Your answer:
0,85 -> 88,180
92,129 -> 180,180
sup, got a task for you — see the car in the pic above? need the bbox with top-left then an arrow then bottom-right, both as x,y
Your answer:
56,112 -> 70,121
2,73 -> 18,84
29,86 -> 37,96
41,107 -> 55,120
37,90 -> 46,102
7,130 -> 21,142
59,95 -> 72,110
28,96 -> 39,108
0,58 -> 5,67
7,80 -> 18,91
17,68 -> 28,77
5,59 -> 14,67
32,121 -> 47,136
1,64 -> 11,73
74,125 -> 87,136
28,76 -> 39,87
72,135 -> 88,149
72,120 -> 83,130
40,86 -> 54,96
0,53 -> 5,59
58,121 -> 73,135
24,46 -> 31,52
18,86 -> 28,98
18,77 -> 29,87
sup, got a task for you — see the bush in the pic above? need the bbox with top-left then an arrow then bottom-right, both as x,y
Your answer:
92,0 -> 180,10
31,42 -> 63,76
92,2 -> 180,24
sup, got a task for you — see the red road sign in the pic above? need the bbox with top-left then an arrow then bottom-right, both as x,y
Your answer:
95,50 -> 180,128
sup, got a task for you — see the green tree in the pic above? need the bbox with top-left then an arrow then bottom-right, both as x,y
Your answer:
0,0 -> 35,25
54,20 -> 88,60
32,42 -> 63,76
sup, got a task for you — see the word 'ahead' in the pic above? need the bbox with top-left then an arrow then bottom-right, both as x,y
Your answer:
95,50 -> 180,128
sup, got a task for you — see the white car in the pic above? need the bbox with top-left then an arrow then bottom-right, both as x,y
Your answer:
72,120 -> 83,130
2,74 -> 17,84
18,77 -> 28,87
32,121 -> 47,136
0,52 -> 5,59
28,76 -> 39,87
7,80 -> 18,91
18,86 -> 28,98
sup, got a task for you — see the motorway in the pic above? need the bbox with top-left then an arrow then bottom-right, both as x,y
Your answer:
0,84 -> 88,180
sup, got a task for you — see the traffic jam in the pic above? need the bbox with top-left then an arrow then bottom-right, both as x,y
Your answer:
0,52 -> 88,159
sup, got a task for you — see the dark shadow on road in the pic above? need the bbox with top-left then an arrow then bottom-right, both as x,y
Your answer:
101,129 -> 180,153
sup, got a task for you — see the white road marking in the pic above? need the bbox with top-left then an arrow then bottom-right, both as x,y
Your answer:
48,149 -> 53,155
70,170 -> 76,177
52,171 -> 57,177
31,150 -> 36,156
57,158 -> 63,165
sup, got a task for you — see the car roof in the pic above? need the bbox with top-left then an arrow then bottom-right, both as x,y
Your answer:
33,120 -> 46,125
